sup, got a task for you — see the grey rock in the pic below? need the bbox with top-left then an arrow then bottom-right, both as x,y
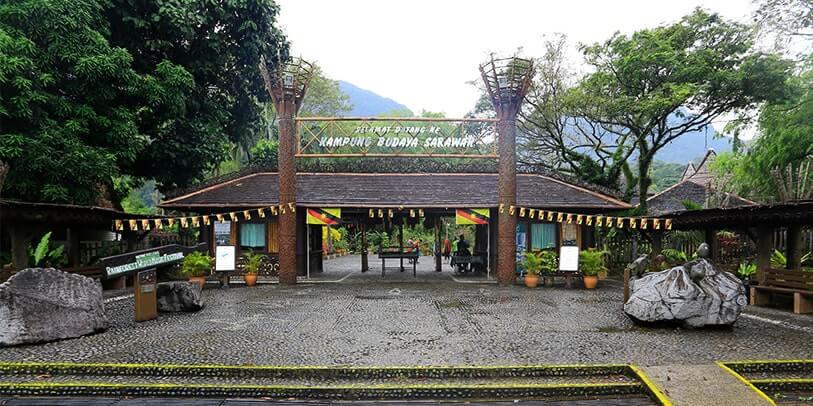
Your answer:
624,258 -> 747,327
696,242 -> 710,259
0,268 -> 108,346
626,254 -> 650,278
157,281 -> 204,312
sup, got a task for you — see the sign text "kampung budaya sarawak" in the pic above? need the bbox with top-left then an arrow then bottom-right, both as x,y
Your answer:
318,136 -> 477,149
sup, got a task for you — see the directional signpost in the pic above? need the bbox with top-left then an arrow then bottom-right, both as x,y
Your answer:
100,243 -> 206,322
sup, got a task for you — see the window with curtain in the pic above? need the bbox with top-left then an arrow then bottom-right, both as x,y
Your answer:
531,223 -> 556,250
239,222 -> 266,250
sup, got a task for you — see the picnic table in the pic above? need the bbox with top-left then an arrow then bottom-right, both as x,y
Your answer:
378,251 -> 419,277
450,255 -> 485,274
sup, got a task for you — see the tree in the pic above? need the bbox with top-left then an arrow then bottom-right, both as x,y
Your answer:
518,35 -> 636,192
106,0 -> 289,190
571,9 -> 790,211
754,0 -> 813,55
0,0 -> 192,204
713,58 -> 813,201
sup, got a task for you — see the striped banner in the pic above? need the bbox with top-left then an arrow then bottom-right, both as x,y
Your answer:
456,208 -> 490,225
306,208 -> 342,226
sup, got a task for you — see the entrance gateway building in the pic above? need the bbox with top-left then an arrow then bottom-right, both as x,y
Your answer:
158,56 -> 631,283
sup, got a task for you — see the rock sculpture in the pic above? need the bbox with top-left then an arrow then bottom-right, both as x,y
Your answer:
157,281 -> 204,312
0,268 -> 108,346
624,243 -> 747,327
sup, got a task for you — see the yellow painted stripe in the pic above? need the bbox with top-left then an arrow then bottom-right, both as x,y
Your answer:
715,362 -> 776,406
628,364 -> 673,406
0,361 -> 629,372
0,381 -> 640,391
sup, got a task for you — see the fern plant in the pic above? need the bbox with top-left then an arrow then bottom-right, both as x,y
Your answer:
181,252 -> 213,277
579,249 -> 608,277
772,249 -> 812,268
521,252 -> 543,276
737,262 -> 757,278
28,232 -> 67,267
243,250 -> 266,275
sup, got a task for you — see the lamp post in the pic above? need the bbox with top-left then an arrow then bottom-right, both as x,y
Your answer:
479,56 -> 534,285
259,56 -> 313,285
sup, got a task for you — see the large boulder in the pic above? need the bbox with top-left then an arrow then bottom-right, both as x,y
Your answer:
0,268 -> 108,346
157,281 -> 204,312
624,252 -> 747,328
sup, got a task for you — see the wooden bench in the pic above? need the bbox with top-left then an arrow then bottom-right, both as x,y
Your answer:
750,268 -> 813,314
450,255 -> 485,274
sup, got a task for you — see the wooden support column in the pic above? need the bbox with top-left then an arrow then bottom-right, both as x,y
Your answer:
755,225 -> 772,284
704,228 -> 718,262
651,231 -> 663,259
399,221 -> 404,272
67,227 -> 81,266
786,225 -> 803,270
9,226 -> 34,270
434,216 -> 442,272
360,221 -> 369,273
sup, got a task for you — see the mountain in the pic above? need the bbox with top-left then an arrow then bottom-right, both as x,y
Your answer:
339,81 -> 412,117
655,126 -> 732,164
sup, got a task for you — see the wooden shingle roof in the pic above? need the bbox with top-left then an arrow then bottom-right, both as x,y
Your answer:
160,172 -> 630,211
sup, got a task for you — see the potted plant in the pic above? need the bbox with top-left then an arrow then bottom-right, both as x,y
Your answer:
737,262 -> 757,285
579,249 -> 607,289
538,250 -> 558,287
181,251 -> 212,288
243,251 -> 266,286
521,252 -> 542,288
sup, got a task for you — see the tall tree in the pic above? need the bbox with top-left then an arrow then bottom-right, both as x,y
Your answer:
106,0 -> 289,190
0,0 -> 192,204
572,9 -> 789,211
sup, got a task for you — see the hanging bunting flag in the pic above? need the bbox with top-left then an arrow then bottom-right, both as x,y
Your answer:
617,217 -> 624,228
288,202 -> 296,212
388,209 -> 394,218
596,216 -> 603,227
566,214 -> 573,223
519,207 -> 526,217
229,212 -> 239,222
203,215 -> 211,226
557,212 -> 564,223
180,217 -> 189,228
191,217 -> 200,227
271,206 -> 278,216
577,215 -> 583,225
418,209 -> 425,217
168,218 -> 175,227
456,208 -> 490,225
128,219 -> 138,231
499,204 -> 505,214
528,209 -> 536,219
630,218 -> 637,229
141,219 -> 150,231
114,220 -> 123,231
257,208 -> 266,218
378,209 -> 384,218
641,219 -> 648,229
369,209 -> 375,218
654,219 -> 661,230
410,209 -> 416,218
508,206 -> 516,216
606,216 -> 613,227
586,216 -> 593,226
243,210 -> 251,221
153,219 -> 162,230
216,214 -> 225,223
307,208 -> 342,226
280,204 -> 286,215
547,211 -> 554,221
665,219 -> 673,230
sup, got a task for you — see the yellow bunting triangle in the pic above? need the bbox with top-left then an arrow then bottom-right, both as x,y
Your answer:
141,219 -> 150,230
509,206 -> 515,216
586,216 -> 593,226
128,219 -> 138,231
557,212 -> 564,223
288,203 -> 296,212
271,206 -> 278,216
528,209 -> 536,219
499,204 -> 505,214
257,208 -> 266,218
630,218 -> 637,229
617,217 -> 623,228
596,216 -> 603,227
216,214 -> 225,223
191,217 -> 200,227
369,209 -> 375,218
654,219 -> 661,230
410,209 -> 415,218
606,216 -> 613,227
114,220 -> 123,231
180,217 -> 188,228
566,214 -> 573,223
168,218 -> 175,227
547,211 -> 553,221
665,219 -> 673,230
378,209 -> 384,218
243,210 -> 251,221
229,212 -> 238,222
641,219 -> 648,229
203,215 -> 211,226
418,209 -> 424,217
577,215 -> 583,225
519,207 -> 526,217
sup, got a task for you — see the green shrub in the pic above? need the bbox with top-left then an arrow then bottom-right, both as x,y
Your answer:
181,252 -> 213,277
521,252 -> 543,276
738,262 -> 757,278
243,250 -> 266,274
579,249 -> 608,277
537,250 -> 558,274
28,232 -> 67,268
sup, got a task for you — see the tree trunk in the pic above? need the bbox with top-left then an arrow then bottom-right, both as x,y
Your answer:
637,155 -> 653,213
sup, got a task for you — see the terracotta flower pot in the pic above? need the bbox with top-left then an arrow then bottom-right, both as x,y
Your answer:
583,275 -> 598,289
188,276 -> 206,288
244,273 -> 258,286
524,274 -> 540,288
543,276 -> 555,287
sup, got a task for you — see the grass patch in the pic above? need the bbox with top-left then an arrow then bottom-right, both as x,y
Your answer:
597,326 -> 626,333
438,299 -> 465,309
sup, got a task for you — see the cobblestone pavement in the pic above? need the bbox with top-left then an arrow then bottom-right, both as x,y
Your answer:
0,398 -> 656,405
1,262 -> 811,367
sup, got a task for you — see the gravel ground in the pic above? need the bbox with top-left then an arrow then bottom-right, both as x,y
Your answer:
1,259 -> 811,367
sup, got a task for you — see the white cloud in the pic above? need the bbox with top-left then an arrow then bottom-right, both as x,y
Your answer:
276,0 -> 756,117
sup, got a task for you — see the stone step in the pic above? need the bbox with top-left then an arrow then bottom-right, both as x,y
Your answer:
638,363 -> 774,406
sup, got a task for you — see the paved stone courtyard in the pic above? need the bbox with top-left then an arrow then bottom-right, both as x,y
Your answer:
1,256 -> 811,367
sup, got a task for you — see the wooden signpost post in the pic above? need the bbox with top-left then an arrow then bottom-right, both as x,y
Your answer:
100,243 -> 206,322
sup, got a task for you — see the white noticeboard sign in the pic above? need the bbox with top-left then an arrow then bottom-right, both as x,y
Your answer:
215,246 -> 236,271
559,246 -> 580,272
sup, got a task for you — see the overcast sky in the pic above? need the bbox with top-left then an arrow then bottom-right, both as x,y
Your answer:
276,0 -> 756,118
